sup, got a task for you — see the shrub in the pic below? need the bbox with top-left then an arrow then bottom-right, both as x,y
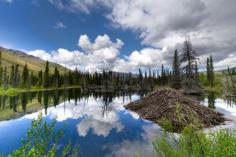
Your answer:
153,125 -> 236,157
4,113 -> 78,157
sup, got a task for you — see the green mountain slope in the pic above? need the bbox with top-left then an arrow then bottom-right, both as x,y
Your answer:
0,47 -> 67,73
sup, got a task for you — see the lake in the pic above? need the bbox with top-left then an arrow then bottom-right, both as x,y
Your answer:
0,89 -> 235,157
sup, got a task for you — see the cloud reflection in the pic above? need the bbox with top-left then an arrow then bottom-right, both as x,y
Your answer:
24,95 -> 140,137
105,124 -> 161,157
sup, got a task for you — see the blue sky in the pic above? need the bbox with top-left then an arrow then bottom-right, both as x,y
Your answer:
0,0 -> 142,54
0,0 -> 235,72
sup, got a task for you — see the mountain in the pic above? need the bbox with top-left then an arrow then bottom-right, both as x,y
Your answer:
0,47 -> 67,73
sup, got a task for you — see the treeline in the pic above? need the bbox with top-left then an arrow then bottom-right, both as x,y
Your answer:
0,40 -> 216,93
224,67 -> 236,75
0,50 -> 165,91
0,51 -> 81,89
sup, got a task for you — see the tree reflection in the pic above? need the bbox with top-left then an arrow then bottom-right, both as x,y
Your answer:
43,91 -> 49,115
101,93 -> 113,117
10,95 -> 18,112
0,89 -> 140,120
208,91 -> 216,109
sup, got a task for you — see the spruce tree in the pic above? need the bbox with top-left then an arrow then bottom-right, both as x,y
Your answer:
209,55 -> 214,87
181,38 -> 197,79
0,51 -> 2,86
38,70 -> 43,87
44,61 -> 49,88
180,39 -> 201,94
144,70 -> 147,79
0,67 -> 2,86
22,64 -> 29,88
161,64 -> 166,85
28,71 -> 33,89
74,67 -> 80,85
171,49 -> 181,89
227,67 -> 231,75
54,67 -> 60,88
0,50 -> 2,67
10,65 -> 14,86
13,64 -> 19,88
206,55 -> 214,87
138,68 -> 144,90
3,66 -> 8,90
206,57 -> 210,82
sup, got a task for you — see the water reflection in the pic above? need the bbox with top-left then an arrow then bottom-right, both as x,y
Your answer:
0,89 -> 145,121
207,91 -> 216,109
202,91 -> 236,131
226,95 -> 236,107
0,89 -> 235,157
0,89 -> 159,157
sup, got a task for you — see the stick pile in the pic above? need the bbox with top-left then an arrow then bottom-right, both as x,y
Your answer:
125,89 -> 225,132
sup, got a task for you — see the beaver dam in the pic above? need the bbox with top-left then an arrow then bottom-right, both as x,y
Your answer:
125,89 -> 225,132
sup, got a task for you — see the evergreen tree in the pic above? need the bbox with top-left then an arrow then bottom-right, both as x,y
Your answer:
206,57 -> 210,82
0,51 -> 2,86
54,67 -> 60,88
68,71 -> 74,85
227,66 -> 231,75
171,49 -> 181,89
0,67 -> 2,86
144,70 -> 147,79
181,38 -> 197,79
209,55 -> 214,87
3,66 -> 8,90
22,64 -> 29,88
28,71 -> 33,89
232,68 -> 236,75
43,61 -> 49,88
152,71 -> 156,79
10,65 -> 14,86
138,68 -> 144,90
180,39 -> 202,94
13,64 -> 19,88
206,55 -> 215,87
161,64 -> 166,85
74,67 -> 80,85
148,68 -> 152,78
0,50 -> 2,67
38,70 -> 43,87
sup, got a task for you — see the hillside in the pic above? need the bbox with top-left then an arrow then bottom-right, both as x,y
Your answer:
0,47 -> 68,73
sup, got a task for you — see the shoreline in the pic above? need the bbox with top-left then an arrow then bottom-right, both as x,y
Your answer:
0,86 -> 81,96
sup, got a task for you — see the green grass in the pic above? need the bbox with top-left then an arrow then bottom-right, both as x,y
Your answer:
0,86 -> 80,96
153,125 -> 236,157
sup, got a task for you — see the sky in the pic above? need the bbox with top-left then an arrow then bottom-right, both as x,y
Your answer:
0,0 -> 236,72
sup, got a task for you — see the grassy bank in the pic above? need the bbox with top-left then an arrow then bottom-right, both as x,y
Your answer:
153,125 -> 236,157
0,86 -> 80,96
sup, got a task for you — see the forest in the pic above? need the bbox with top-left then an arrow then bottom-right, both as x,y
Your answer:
0,39 -> 235,96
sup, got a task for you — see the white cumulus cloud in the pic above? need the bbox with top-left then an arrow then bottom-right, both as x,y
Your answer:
48,0 -> 236,70
28,34 -> 128,72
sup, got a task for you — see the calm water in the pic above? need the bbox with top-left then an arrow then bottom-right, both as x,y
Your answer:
0,89 -> 235,157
